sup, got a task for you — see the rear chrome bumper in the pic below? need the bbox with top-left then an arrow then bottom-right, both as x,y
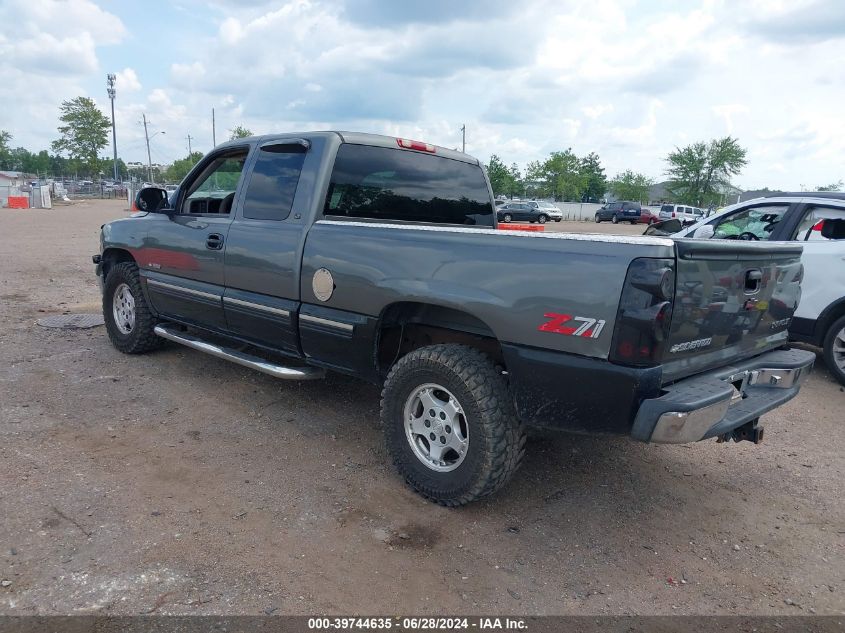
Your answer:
631,348 -> 815,444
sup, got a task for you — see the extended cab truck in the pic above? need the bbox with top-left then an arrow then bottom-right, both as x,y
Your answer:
94,131 -> 815,506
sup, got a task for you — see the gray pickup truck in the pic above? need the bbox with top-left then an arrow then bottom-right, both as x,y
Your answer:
94,131 -> 815,505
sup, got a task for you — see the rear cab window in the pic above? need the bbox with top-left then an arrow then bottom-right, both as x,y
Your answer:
324,144 -> 493,226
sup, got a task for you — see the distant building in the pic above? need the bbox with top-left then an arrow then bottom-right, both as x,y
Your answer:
0,171 -> 33,187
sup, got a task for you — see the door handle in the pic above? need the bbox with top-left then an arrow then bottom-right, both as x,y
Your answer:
206,233 -> 224,250
745,268 -> 762,293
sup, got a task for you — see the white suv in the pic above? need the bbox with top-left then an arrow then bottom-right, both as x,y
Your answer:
660,203 -> 704,225
671,193 -> 845,384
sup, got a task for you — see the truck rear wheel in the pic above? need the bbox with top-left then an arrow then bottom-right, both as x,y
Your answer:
380,344 -> 526,506
103,261 -> 162,354
823,314 -> 845,386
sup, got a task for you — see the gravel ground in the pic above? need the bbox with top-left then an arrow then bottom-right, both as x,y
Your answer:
0,199 -> 843,615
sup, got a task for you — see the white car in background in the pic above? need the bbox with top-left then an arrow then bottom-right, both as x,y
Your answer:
659,203 -> 704,225
669,193 -> 845,385
525,200 -> 563,222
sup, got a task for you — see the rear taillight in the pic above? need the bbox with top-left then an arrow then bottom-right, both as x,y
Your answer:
610,258 -> 675,367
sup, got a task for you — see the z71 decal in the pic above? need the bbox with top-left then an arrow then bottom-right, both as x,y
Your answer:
538,313 -> 606,338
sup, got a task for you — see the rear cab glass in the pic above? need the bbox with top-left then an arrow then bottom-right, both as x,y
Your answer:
323,144 -> 493,226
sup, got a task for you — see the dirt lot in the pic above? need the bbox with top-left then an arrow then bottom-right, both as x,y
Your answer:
1,199 -> 843,615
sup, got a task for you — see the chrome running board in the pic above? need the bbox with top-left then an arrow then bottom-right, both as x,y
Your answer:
154,324 -> 325,381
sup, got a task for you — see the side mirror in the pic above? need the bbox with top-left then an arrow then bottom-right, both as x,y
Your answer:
693,224 -> 715,239
134,187 -> 169,213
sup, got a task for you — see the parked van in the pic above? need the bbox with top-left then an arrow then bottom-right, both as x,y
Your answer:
659,203 -> 704,225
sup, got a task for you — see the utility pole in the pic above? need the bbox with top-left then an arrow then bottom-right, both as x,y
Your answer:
212,108 -> 216,147
142,114 -> 152,183
186,134 -> 193,158
107,74 -> 118,182
461,124 -> 466,153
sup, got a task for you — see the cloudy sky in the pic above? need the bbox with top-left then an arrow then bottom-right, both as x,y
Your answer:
1,0 -> 843,189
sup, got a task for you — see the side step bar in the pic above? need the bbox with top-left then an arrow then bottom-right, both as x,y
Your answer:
154,324 -> 325,381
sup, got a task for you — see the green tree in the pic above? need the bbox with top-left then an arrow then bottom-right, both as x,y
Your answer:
51,97 -> 111,177
165,151 -> 205,183
26,150 -> 51,175
811,180 -> 843,192
609,170 -> 653,202
115,158 -> 129,181
540,149 -> 584,201
507,162 -> 523,199
229,125 -> 253,140
485,154 -> 511,196
579,152 -> 607,202
524,160 -> 545,198
665,136 -> 747,206
0,130 -> 12,169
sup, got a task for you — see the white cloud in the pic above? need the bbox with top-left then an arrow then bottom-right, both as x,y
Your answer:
0,0 -> 126,153
115,68 -> 142,93
582,104 -> 613,120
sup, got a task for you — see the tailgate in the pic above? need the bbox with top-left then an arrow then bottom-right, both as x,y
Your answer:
661,239 -> 804,382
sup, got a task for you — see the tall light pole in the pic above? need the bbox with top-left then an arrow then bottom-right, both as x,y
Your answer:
107,74 -> 118,182
461,124 -> 466,153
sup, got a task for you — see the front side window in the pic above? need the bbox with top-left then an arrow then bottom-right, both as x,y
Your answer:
711,204 -> 788,240
182,151 -> 248,215
324,144 -> 493,226
241,144 -> 307,221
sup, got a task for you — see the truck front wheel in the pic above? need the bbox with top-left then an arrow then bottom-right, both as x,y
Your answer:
823,314 -> 845,386
103,261 -> 162,354
380,344 -> 526,506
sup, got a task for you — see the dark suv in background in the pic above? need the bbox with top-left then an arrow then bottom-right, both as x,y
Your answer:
595,201 -> 641,224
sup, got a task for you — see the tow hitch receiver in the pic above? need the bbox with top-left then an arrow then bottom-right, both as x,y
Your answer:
717,419 -> 764,444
